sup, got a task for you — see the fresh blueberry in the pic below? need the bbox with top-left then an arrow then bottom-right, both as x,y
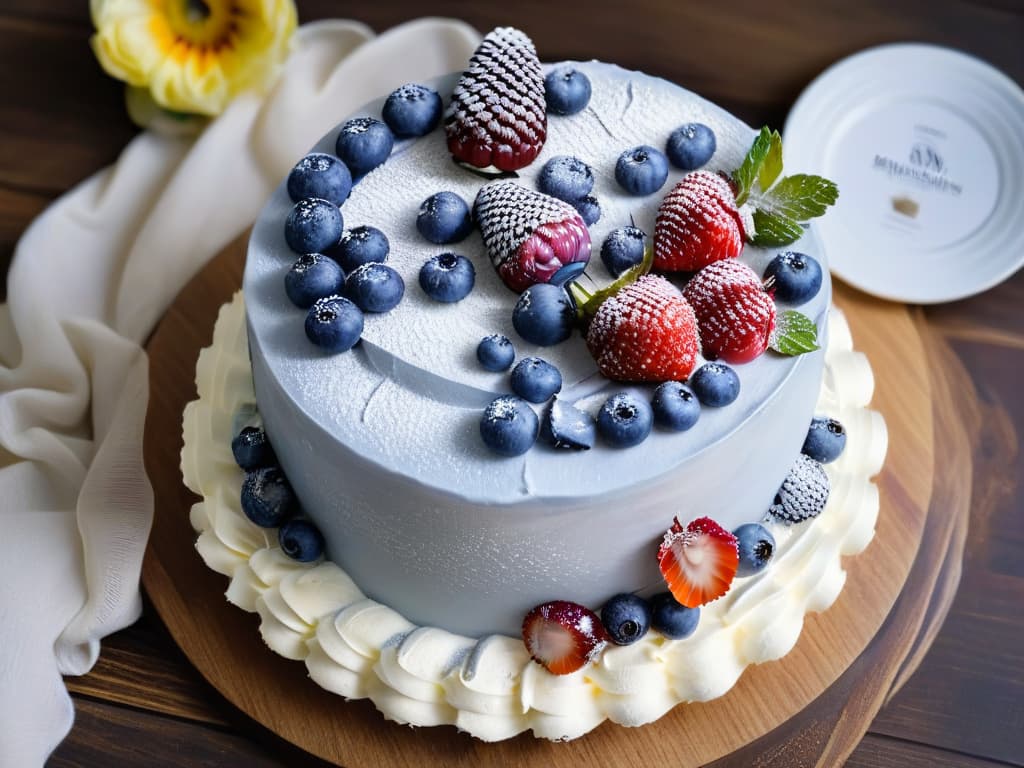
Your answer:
651,381 -> 701,431
510,357 -> 562,403
284,198 -> 343,254
597,392 -> 653,448
382,83 -> 442,137
544,66 -> 592,115
304,295 -> 363,352
477,334 -> 516,372
541,396 -> 596,450
417,191 -> 473,244
538,155 -> 594,202
649,592 -> 700,640
615,145 -> 669,196
418,252 -> 476,302
764,251 -> 823,305
278,519 -> 326,562
600,226 -> 646,276
665,123 -> 717,170
512,283 -> 575,346
573,195 -> 601,226
802,417 -> 847,463
328,225 -> 390,272
733,522 -> 776,577
231,426 -> 276,470
689,362 -> 740,407
240,466 -> 295,527
601,593 -> 652,645
287,152 -> 352,206
284,253 -> 346,309
344,262 -> 404,313
335,117 -> 394,177
480,395 -> 539,456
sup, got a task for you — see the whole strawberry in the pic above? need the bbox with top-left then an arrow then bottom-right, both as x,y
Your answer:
654,170 -> 746,272
585,275 -> 700,383
683,260 -> 776,364
444,27 -> 547,172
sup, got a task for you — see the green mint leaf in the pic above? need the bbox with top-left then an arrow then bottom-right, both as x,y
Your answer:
770,310 -> 820,356
760,174 -> 839,221
732,126 -> 772,205
751,209 -> 805,247
575,246 -> 654,320
757,130 -> 784,191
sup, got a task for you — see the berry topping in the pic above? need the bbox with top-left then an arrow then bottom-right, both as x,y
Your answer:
287,152 -> 352,206
802,417 -> 847,464
474,181 -> 591,292
344,262 -> 405,313
665,123 -> 717,170
382,83 -> 442,138
445,27 -> 547,172
688,362 -> 740,407
477,334 -> 516,372
573,195 -> 601,226
480,395 -> 539,456
231,426 -> 276,471
510,357 -> 562,403
651,381 -> 701,431
241,466 -> 296,528
733,522 -> 776,577
649,592 -> 700,640
615,145 -> 669,196
544,66 -> 591,116
417,191 -> 473,244
541,396 -> 596,451
585,275 -> 699,383
683,259 -> 776,363
600,225 -> 646,277
597,392 -> 653,448
284,198 -> 343,255
538,155 -> 595,203
768,454 -> 831,524
763,251 -> 823,305
657,516 -> 739,608
284,253 -> 345,309
278,519 -> 325,562
600,594 -> 652,645
418,252 -> 476,303
654,170 -> 744,272
334,117 -> 394,177
522,600 -> 609,675
328,225 -> 390,272
512,283 -> 575,346
304,295 -> 363,352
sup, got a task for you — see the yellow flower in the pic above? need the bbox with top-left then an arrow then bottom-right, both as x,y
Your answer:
91,0 -> 297,116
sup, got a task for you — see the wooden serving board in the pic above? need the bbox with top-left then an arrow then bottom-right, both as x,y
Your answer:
142,234 -> 961,767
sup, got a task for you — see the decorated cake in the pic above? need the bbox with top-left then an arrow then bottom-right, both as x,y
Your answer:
182,27 -> 887,741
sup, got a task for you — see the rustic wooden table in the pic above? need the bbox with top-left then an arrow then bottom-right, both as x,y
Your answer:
2,2 -> 1021,766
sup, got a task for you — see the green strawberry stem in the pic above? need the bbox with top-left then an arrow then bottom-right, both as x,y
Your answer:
571,246 -> 654,321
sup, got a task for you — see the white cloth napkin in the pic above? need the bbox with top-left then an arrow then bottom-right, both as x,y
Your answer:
0,18 -> 481,765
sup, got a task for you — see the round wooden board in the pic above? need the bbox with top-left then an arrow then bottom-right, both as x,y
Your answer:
142,235 -> 959,767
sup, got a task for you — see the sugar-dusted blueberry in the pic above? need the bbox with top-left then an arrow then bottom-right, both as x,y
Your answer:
764,251 -> 823,305
240,466 -> 295,527
651,381 -> 701,431
477,334 -> 516,372
600,225 -> 646,277
665,123 -> 717,170
597,392 -> 653,448
304,295 -> 363,352
419,252 -> 476,302
689,362 -> 740,407
541,396 -> 596,450
278,519 -> 326,562
649,591 -> 700,639
284,198 -> 343,254
802,417 -> 847,463
284,253 -> 346,309
417,191 -> 473,244
231,426 -> 276,470
733,522 -> 776,577
573,195 -> 601,226
615,145 -> 669,196
537,155 -> 595,203
382,83 -> 442,137
601,593 -> 652,645
335,117 -> 394,177
511,357 -> 562,404
329,225 -> 390,272
344,262 -> 404,313
480,395 -> 539,456
544,66 -> 592,115
287,152 -> 352,206
512,283 -> 575,347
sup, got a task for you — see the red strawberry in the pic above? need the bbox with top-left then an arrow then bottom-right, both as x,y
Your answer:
585,275 -> 699,383
522,600 -> 609,675
683,260 -> 776,363
444,27 -> 547,172
657,516 -> 739,608
654,170 -> 746,272
474,181 -> 591,292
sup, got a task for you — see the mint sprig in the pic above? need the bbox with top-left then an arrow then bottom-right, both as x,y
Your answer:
769,310 -> 820,356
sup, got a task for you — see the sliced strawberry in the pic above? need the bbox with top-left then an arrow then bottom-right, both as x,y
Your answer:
654,170 -> 745,272
522,600 -> 609,675
657,516 -> 739,608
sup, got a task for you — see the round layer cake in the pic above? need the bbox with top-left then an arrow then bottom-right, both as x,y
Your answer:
243,60 -> 831,638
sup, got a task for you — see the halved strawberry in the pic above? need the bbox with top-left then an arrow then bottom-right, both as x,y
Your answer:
657,516 -> 739,608
654,170 -> 747,272
522,600 -> 609,675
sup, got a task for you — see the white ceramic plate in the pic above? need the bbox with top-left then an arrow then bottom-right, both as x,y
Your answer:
783,43 -> 1024,304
